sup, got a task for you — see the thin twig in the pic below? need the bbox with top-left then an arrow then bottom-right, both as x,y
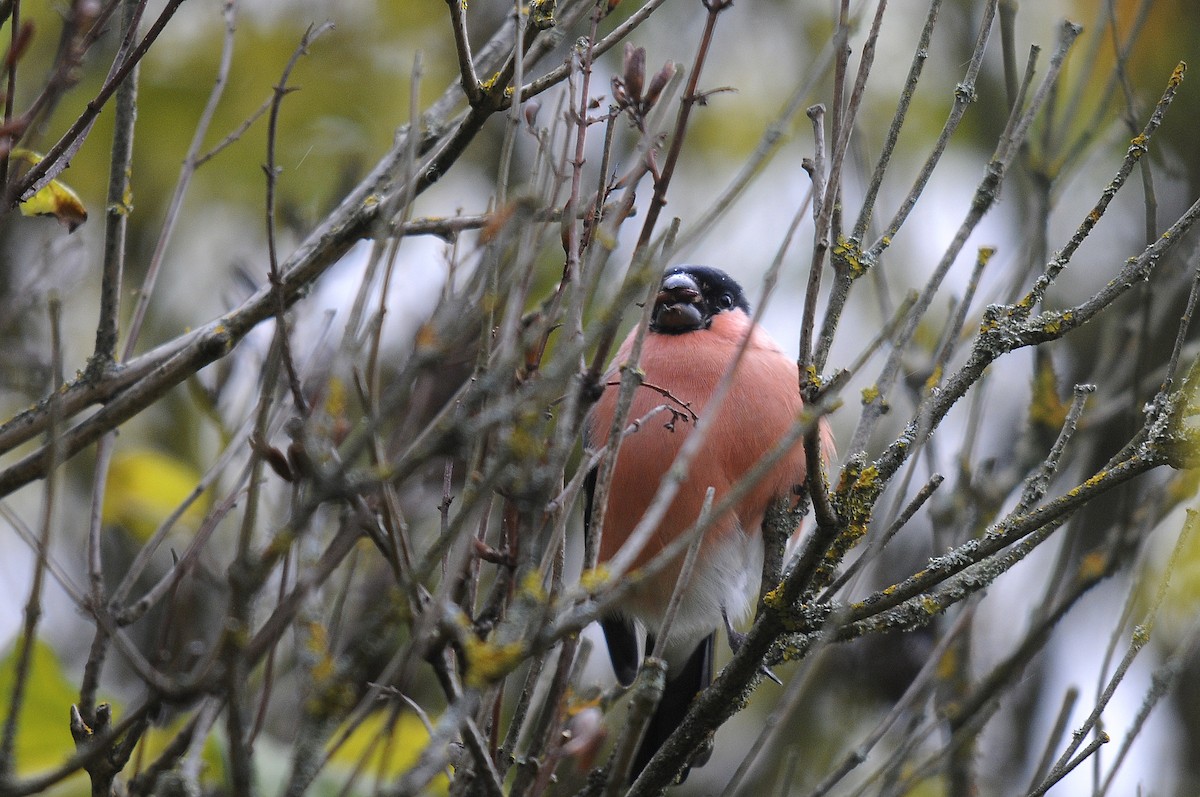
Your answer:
0,296 -> 63,779
8,0 -> 185,204
631,0 -> 733,255
818,473 -> 944,602
263,23 -> 332,416
1015,384 -> 1095,513
1029,506 -> 1198,797
124,0 -> 240,357
91,0 -> 141,366
1026,687 -> 1080,792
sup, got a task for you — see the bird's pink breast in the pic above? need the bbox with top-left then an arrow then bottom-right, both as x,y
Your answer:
587,311 -> 821,627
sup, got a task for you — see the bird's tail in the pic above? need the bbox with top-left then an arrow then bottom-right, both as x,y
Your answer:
631,633 -> 714,782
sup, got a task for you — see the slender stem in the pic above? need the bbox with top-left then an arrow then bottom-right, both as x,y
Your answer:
263,23 -> 331,416
560,6 -> 603,280
849,19 -> 1081,457
849,0 -> 943,244
798,104 -> 826,378
124,0 -> 239,358
91,0 -> 141,367
8,0 -> 184,205
446,0 -> 483,105
518,0 -> 670,101
0,296 -> 63,779
0,0 -> 22,193
815,0 -> 983,374
632,0 -> 732,255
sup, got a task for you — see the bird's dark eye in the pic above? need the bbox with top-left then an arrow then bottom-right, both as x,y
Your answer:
717,293 -> 734,309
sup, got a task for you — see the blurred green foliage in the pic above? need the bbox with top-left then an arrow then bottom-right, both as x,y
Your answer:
16,2 -> 454,237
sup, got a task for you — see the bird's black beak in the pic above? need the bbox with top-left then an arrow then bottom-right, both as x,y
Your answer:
651,272 -> 706,333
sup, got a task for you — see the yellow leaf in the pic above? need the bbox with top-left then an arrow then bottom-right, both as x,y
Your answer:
325,376 -> 347,419
327,710 -> 449,791
102,448 -> 206,541
898,775 -> 947,797
1029,351 -> 1068,430
1139,510 -> 1200,639
136,715 -> 225,787
0,640 -> 90,794
11,149 -> 89,232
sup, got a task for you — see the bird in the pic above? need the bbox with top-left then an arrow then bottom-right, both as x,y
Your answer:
583,264 -> 835,781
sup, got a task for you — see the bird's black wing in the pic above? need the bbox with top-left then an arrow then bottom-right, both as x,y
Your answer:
584,465 -> 644,685
631,633 -> 715,781
601,615 -> 641,686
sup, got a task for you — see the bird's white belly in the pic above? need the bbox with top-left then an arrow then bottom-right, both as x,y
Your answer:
625,524 -> 763,663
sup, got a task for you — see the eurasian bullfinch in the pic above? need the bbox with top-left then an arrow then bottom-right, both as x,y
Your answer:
584,265 -> 835,780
